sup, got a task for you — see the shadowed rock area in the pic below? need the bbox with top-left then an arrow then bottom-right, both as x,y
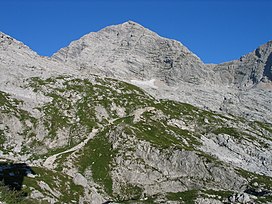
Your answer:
0,162 -> 35,191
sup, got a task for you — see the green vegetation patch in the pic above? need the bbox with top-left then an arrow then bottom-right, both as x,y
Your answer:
212,127 -> 241,138
134,121 -> 183,149
76,96 -> 97,129
237,168 -> 272,190
77,128 -> 115,196
23,167 -> 84,203
254,121 -> 272,134
156,100 -> 198,118
115,183 -> 143,202
166,190 -> 198,203
0,91 -> 22,113
236,168 -> 272,203
0,91 -> 37,153
0,91 -> 34,123
202,189 -> 233,200
257,195 -> 272,203
0,181 -> 38,204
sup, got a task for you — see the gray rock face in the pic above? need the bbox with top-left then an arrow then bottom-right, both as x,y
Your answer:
0,21 -> 272,203
51,21 -> 272,124
214,40 -> 272,88
52,21 -> 215,85
229,192 -> 253,204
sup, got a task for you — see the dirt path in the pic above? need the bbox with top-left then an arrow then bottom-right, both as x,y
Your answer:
43,128 -> 98,169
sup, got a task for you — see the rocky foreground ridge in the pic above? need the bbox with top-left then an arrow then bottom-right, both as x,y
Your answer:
0,21 -> 271,203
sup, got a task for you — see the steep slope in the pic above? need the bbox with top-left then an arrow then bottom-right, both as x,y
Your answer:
0,32 -> 40,86
52,21 -> 215,85
0,22 -> 272,203
214,41 -> 272,88
51,21 -> 272,124
0,75 -> 272,203
0,32 -> 77,105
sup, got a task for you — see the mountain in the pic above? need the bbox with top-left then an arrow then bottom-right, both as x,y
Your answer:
51,21 -> 272,123
0,22 -> 272,204
214,40 -> 272,88
52,21 -> 215,86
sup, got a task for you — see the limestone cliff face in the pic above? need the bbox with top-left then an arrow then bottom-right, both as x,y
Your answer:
0,32 -> 76,104
52,21 -> 272,89
0,22 -> 272,203
214,41 -> 272,88
50,21 -> 272,123
0,32 -> 39,83
52,21 -> 215,85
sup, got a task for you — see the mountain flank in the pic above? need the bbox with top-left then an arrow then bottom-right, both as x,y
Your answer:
0,21 -> 271,203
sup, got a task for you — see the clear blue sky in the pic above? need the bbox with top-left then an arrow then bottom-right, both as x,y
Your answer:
1,0 -> 271,63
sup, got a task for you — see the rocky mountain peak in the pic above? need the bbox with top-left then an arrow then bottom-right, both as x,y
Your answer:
103,20 -> 150,32
0,23 -> 272,204
213,40 -> 272,88
1,31 -> 20,49
0,31 -> 44,72
255,41 -> 272,82
0,31 -> 35,54
0,31 -> 13,42
255,40 -> 272,57
0,31 -> 73,94
124,20 -> 145,26
52,21 -> 212,85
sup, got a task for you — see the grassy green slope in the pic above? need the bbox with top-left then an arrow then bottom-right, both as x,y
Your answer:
0,75 -> 271,203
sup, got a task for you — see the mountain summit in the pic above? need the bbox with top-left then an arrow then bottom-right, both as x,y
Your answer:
52,21 -> 212,85
0,22 -> 272,203
1,21 -> 271,122
52,21 -> 272,89
214,40 -> 272,88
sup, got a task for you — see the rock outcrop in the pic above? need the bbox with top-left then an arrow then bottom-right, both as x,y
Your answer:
51,21 -> 272,124
0,21 -> 272,203
52,21 -> 215,85
214,40 -> 272,88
